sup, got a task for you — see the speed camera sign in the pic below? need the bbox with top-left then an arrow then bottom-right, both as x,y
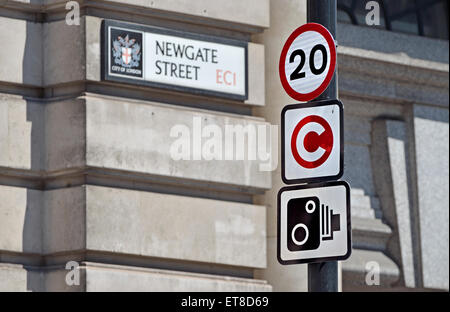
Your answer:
279,23 -> 336,102
277,181 -> 352,265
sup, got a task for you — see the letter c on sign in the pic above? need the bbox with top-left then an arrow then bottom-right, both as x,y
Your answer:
224,71 -> 232,85
291,115 -> 333,168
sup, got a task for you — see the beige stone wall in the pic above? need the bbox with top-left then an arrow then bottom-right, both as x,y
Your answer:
252,0 -> 309,292
0,0 -> 273,291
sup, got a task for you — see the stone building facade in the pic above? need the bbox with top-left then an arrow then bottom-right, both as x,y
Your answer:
0,0 -> 448,291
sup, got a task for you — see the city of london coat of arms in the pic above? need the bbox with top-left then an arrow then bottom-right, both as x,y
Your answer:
112,34 -> 141,68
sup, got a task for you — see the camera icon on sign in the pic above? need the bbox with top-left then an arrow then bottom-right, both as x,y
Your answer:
287,196 -> 341,251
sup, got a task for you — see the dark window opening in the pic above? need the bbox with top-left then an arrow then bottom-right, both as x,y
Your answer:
337,0 -> 449,40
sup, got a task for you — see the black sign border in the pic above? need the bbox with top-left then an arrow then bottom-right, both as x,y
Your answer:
281,99 -> 344,185
101,19 -> 248,101
277,180 -> 352,265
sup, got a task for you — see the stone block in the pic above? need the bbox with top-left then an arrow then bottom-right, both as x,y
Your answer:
42,185 -> 267,269
0,92 -> 272,190
371,119 -> 417,288
0,94 -> 44,171
84,96 -> 271,190
43,186 -> 86,254
43,18 -> 85,86
82,0 -> 270,29
413,104 -> 449,290
0,263 -> 43,292
0,17 -> 42,86
0,261 -> 272,292
44,266 -> 84,292
41,261 -> 270,292
0,185 -> 42,254
83,262 -> 272,292
85,16 -> 102,82
45,98 -> 86,171
245,43 -> 265,107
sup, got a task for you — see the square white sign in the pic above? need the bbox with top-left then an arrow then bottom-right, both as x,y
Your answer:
282,100 -> 343,184
277,181 -> 352,264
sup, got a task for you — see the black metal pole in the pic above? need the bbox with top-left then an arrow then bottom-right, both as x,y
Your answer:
307,0 -> 337,100
307,0 -> 339,292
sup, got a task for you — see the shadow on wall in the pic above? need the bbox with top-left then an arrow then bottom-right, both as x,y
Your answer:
23,8 -> 45,291
0,12 -> 45,291
20,4 -> 87,290
342,116 -> 383,220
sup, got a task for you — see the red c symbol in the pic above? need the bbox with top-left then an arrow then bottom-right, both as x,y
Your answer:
291,115 -> 333,168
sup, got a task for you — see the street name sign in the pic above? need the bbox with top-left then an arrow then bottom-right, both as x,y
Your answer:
277,181 -> 352,265
102,20 -> 248,100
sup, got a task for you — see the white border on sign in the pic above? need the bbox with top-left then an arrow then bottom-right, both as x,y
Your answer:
284,30 -> 331,94
284,104 -> 341,180
279,184 -> 349,262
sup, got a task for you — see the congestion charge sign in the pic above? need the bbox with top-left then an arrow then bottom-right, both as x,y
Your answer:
281,99 -> 344,184
102,20 -> 247,100
279,23 -> 336,102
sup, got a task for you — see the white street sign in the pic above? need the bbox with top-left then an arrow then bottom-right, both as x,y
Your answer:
282,99 -> 343,184
277,181 -> 352,265
103,20 -> 248,100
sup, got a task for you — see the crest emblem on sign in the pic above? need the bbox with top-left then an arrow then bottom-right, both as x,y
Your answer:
112,34 -> 141,68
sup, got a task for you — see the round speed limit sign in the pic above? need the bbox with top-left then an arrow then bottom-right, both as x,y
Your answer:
279,23 -> 336,102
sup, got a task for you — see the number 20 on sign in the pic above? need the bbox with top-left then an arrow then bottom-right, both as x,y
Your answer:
279,23 -> 336,102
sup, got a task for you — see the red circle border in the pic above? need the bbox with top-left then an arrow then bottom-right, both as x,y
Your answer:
279,23 -> 337,102
290,115 -> 333,169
